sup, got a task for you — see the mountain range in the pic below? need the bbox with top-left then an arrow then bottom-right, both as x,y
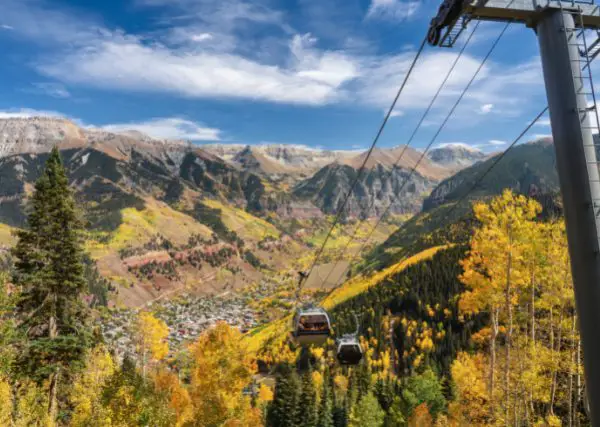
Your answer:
0,116 -> 496,306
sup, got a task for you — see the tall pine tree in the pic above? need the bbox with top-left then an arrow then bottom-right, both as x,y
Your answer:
298,367 -> 318,427
267,364 -> 301,427
317,369 -> 334,427
12,147 -> 92,420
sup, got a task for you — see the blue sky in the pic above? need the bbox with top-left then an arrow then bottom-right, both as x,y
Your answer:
0,0 -> 554,152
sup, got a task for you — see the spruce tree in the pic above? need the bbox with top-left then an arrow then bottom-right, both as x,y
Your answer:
348,392 -> 385,427
298,367 -> 318,427
267,364 -> 301,427
317,369 -> 334,427
332,405 -> 348,427
12,147 -> 92,419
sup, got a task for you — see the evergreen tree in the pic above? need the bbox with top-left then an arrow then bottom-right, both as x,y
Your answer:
267,364 -> 301,427
384,397 -> 406,427
298,367 -> 318,427
401,369 -> 446,418
332,404 -> 347,427
0,272 -> 17,376
317,369 -> 334,427
348,392 -> 385,427
12,147 -> 92,419
374,378 -> 396,413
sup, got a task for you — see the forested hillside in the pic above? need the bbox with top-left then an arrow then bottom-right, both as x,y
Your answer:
256,191 -> 588,425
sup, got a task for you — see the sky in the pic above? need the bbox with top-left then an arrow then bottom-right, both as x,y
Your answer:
0,0 -> 556,152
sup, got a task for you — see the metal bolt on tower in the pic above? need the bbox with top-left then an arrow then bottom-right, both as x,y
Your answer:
428,0 -> 600,423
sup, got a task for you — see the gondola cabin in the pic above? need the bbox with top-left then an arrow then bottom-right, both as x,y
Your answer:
336,335 -> 363,365
293,307 -> 332,346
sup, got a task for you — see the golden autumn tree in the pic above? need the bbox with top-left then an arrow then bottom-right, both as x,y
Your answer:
134,311 -> 169,377
408,403 -> 432,427
450,352 -> 489,424
70,346 -> 115,427
459,189 -> 541,415
153,370 -> 193,427
0,376 -> 11,426
188,322 -> 261,427
13,382 -> 50,427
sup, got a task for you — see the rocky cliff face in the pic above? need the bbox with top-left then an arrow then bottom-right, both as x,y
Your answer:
422,138 -> 558,211
202,143 -> 354,176
426,143 -> 486,170
293,162 -> 436,218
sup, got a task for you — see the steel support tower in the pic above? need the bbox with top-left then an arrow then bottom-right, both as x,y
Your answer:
429,0 -> 600,422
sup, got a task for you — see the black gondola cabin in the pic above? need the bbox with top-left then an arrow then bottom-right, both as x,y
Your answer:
336,335 -> 363,365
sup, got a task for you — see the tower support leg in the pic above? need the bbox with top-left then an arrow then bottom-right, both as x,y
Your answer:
537,9 -> 600,424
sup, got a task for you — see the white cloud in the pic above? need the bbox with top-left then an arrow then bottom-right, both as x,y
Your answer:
37,30 -> 359,105
102,117 -> 221,141
190,33 -> 213,42
1,24 -> 13,30
355,51 -> 488,111
488,139 -> 507,146
479,103 -> 494,114
0,108 -> 222,141
534,118 -> 551,127
29,82 -> 70,98
389,110 -> 404,117
366,0 -> 420,21
0,108 -> 64,119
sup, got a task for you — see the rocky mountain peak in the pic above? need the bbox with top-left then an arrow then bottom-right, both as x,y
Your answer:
427,143 -> 486,169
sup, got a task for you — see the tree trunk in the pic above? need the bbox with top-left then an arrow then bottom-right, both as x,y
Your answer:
568,313 -> 576,427
48,293 -> 58,424
549,310 -> 564,413
530,270 -> 536,344
48,370 -> 59,424
548,307 -> 555,416
490,308 -> 499,418
576,336 -> 582,427
505,246 -> 513,426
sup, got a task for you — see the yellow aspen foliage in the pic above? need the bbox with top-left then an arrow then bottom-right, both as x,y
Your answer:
0,376 -> 11,426
310,347 -> 325,361
536,415 -> 562,426
459,190 -> 541,410
312,370 -> 324,394
380,350 -> 391,374
408,403 -> 433,427
188,322 -> 260,427
135,312 -> 169,375
460,190 -> 539,316
470,327 -> 492,347
413,354 -> 424,368
257,383 -> 274,404
450,352 -> 489,424
334,375 -> 349,395
70,346 -> 115,427
14,381 -> 49,427
153,370 -> 193,426
418,337 -> 434,351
